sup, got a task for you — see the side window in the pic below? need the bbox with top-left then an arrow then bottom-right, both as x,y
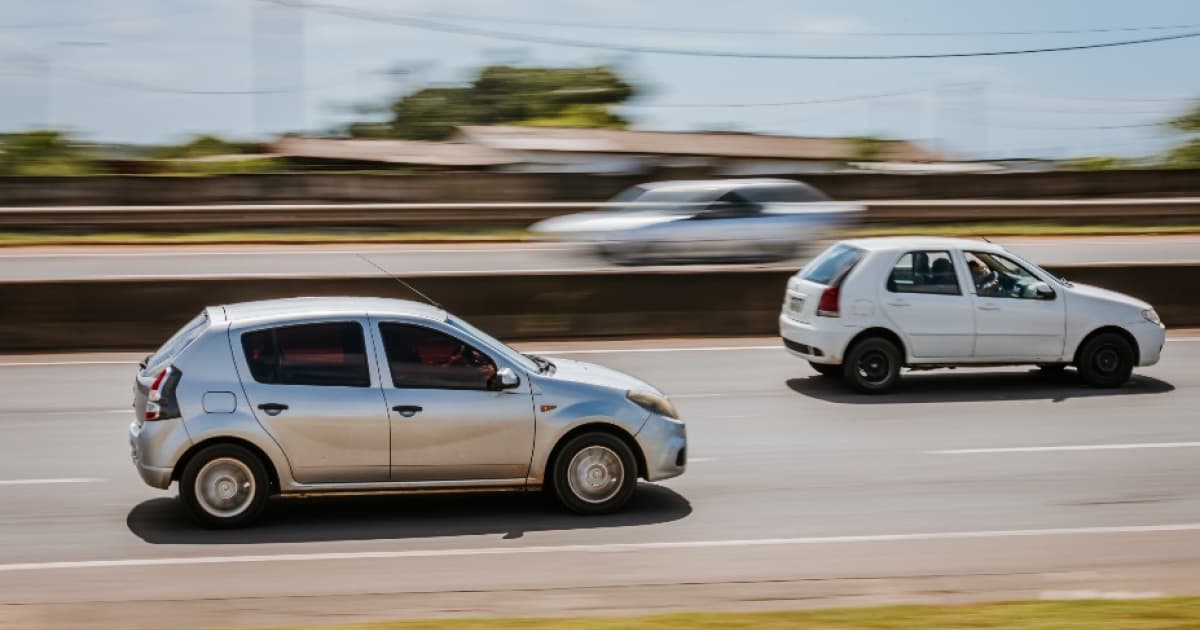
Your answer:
379,323 -> 497,390
887,251 -> 961,296
241,322 -> 370,387
698,191 -> 761,219
965,251 -> 1049,299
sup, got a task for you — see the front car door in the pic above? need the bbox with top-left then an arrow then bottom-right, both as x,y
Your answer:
372,319 -> 536,483
234,319 -> 390,484
965,251 -> 1067,361
878,250 -> 975,361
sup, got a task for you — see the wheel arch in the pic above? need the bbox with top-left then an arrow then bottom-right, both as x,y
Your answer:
1073,326 -> 1140,365
545,422 -> 647,484
172,436 -> 281,493
844,327 -> 908,364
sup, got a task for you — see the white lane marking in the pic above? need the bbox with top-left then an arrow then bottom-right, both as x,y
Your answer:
3,522 -> 1199,573
0,409 -> 129,418
0,360 -> 135,367
929,442 -> 1200,455
0,478 -> 104,486
689,457 -> 719,463
538,345 -> 779,355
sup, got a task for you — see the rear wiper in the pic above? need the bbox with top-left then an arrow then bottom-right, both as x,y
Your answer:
138,354 -> 150,370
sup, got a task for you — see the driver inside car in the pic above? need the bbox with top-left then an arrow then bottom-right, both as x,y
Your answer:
968,258 -> 1001,296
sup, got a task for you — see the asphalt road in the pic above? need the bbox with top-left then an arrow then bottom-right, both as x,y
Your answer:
2,235 -> 1199,281
1,336 -> 1199,629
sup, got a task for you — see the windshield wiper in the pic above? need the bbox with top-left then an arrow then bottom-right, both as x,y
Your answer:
524,353 -> 555,374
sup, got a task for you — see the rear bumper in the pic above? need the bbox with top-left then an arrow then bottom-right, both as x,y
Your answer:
779,313 -> 854,364
129,419 -> 188,490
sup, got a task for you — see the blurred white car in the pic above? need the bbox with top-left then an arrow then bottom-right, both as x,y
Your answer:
530,179 -> 862,264
780,237 -> 1166,393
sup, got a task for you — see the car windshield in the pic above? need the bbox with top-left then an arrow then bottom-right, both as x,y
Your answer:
447,316 -> 541,373
611,186 -> 722,214
801,244 -> 864,285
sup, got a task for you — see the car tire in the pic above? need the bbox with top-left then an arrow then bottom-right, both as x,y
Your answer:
552,432 -> 638,515
809,361 -> 841,377
1077,332 -> 1135,388
843,337 -> 902,394
179,443 -> 269,529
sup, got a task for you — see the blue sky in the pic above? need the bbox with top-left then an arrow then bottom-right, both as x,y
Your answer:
2,0 -> 1198,159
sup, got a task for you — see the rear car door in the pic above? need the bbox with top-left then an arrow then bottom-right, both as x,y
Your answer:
372,319 -> 536,483
234,319 -> 390,484
878,250 -> 975,360
965,251 -> 1066,361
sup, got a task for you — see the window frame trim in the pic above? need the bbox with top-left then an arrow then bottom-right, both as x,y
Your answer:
965,250 -> 1057,301
885,249 -> 965,297
375,319 -> 503,392
236,318 -> 375,389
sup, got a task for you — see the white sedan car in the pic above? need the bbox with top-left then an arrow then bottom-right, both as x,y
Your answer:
780,237 -> 1165,393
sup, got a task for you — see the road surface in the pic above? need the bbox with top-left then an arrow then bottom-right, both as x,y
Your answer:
1,336 -> 1199,628
1,236 -> 1199,281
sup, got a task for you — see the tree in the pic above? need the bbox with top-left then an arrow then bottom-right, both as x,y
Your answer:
148,135 -> 257,160
1163,102 -> 1200,168
352,65 -> 636,140
0,130 -> 97,176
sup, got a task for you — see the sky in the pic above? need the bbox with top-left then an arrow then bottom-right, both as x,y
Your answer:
1,0 -> 1198,159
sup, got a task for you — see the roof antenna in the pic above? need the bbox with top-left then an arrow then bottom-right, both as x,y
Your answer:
356,253 -> 443,309
980,235 -> 993,243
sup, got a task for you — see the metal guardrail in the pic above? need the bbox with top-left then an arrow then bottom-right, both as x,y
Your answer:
2,198 -> 1200,230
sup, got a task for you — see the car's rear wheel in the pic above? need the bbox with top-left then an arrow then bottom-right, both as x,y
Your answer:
1077,332 -> 1135,388
552,432 -> 637,515
179,443 -> 269,529
809,361 -> 841,377
843,337 -> 902,394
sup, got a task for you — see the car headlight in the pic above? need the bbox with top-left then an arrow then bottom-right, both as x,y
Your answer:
627,390 -> 679,419
1143,309 -> 1163,326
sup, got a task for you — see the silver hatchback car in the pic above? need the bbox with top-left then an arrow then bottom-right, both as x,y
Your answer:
130,297 -> 687,528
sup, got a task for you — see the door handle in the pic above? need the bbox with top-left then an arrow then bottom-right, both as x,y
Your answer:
886,300 -> 910,307
392,405 -> 423,418
978,304 -> 1001,311
257,403 -> 288,416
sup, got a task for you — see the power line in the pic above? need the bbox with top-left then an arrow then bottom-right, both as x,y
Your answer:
383,10 -> 1200,39
271,0 -> 1200,61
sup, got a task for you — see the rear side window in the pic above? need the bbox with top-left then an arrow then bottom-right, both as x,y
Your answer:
802,244 -> 863,285
887,251 -> 962,296
241,322 -> 369,387
379,323 -> 497,390
742,183 -> 831,203
146,311 -> 208,369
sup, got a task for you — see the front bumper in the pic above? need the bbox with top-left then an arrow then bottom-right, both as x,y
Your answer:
635,415 -> 687,482
1130,320 -> 1166,366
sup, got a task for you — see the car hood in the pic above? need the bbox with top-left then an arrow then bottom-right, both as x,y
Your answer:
529,211 -> 685,235
542,357 -> 665,396
1068,282 -> 1151,310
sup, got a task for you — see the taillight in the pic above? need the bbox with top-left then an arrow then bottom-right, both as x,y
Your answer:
145,366 -> 182,421
816,286 -> 841,317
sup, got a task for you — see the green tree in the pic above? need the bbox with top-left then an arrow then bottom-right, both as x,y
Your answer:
353,65 -> 636,140
0,130 -> 98,176
1164,102 -> 1200,168
849,136 -> 888,161
148,135 -> 256,160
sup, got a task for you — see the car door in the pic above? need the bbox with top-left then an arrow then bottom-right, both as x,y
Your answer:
372,319 -> 536,482
235,319 -> 390,484
878,250 -> 975,360
649,191 -> 773,258
965,251 -> 1066,361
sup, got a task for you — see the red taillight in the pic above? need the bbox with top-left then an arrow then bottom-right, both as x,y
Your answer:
816,286 -> 841,317
144,367 -> 180,421
148,368 -> 168,398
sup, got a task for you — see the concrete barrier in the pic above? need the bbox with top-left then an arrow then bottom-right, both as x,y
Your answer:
0,264 -> 1193,353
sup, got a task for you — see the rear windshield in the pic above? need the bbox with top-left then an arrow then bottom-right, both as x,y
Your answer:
801,244 -> 864,285
145,311 -> 208,370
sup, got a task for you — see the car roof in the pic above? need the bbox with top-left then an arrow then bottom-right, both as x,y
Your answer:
218,296 -> 447,325
637,178 -> 806,192
839,236 -> 1010,254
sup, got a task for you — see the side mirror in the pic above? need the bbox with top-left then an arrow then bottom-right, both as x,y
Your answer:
1034,282 -> 1055,300
492,367 -> 521,390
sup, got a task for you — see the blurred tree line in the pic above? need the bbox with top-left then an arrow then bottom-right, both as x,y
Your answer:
346,65 -> 635,140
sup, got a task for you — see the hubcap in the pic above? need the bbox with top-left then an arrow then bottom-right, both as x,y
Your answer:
567,445 -> 624,504
856,350 -> 891,384
1094,346 -> 1120,375
195,457 -> 255,518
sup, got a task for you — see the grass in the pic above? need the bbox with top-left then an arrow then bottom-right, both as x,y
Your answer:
2,223 -> 1199,247
178,598 -> 1200,630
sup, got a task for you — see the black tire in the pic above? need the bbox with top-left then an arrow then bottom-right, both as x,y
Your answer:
552,432 -> 638,515
809,361 -> 842,377
1077,332 -> 1135,388
843,337 -> 902,394
178,443 -> 269,529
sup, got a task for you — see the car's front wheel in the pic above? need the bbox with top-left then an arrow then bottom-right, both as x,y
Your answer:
1077,332 -> 1135,388
552,432 -> 637,515
179,443 -> 269,529
843,337 -> 902,394
809,361 -> 841,377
